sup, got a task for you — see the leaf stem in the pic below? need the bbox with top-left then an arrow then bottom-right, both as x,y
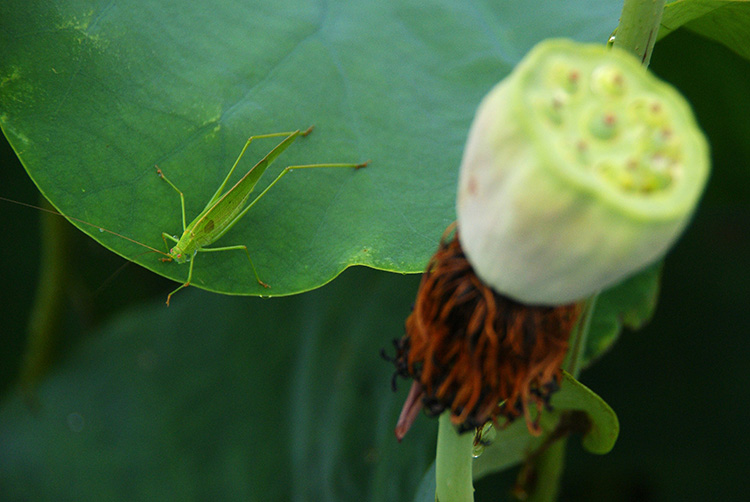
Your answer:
521,438 -> 568,502
522,4 -> 668,489
435,412 -> 474,502
612,0 -> 666,66
563,295 -> 598,378
434,4 -> 668,497
517,296 -> 596,500
18,197 -> 70,398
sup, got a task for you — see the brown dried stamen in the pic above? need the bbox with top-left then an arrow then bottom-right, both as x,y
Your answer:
389,230 -> 581,438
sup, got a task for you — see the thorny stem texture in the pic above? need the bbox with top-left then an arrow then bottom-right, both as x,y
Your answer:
612,0 -> 666,66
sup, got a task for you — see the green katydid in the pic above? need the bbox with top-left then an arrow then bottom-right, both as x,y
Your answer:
1,127 -> 367,306
155,126 -> 368,305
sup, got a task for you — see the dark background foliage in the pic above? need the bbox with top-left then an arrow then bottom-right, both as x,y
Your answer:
1,19 -> 748,502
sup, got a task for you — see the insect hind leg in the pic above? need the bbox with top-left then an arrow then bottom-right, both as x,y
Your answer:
198,244 -> 269,288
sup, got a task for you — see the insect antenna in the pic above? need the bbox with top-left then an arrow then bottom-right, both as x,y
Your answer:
92,249 -> 162,297
0,196 -> 170,258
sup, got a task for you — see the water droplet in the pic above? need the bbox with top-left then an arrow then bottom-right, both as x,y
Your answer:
472,422 -> 496,457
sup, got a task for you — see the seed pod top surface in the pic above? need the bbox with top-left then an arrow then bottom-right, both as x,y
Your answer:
519,40 -> 707,219
457,39 -> 710,305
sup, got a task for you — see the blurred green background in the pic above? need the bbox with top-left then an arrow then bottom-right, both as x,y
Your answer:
1,24 -> 748,502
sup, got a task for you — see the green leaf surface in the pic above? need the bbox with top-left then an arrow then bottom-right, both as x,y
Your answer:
659,0 -> 750,61
0,268 -> 438,501
0,0 -> 621,297
471,372 -> 619,481
413,463 -> 437,502
412,372 -> 619,499
584,263 -> 662,367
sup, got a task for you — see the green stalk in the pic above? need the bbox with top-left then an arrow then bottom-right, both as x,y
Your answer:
522,4 -> 668,499
19,198 -> 70,398
523,438 -> 568,502
435,412 -> 474,502
519,295 -> 596,501
612,0 -> 666,66
562,295 -> 598,379
435,3 -> 668,499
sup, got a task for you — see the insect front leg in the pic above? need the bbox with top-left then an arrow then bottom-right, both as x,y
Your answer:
161,232 -> 179,260
165,250 -> 197,306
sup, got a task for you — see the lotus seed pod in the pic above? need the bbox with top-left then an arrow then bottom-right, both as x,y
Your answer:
456,39 -> 710,305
